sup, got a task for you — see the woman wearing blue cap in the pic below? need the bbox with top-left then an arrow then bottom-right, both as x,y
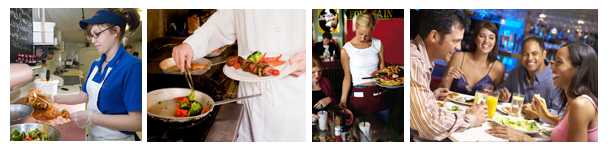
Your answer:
53,8 -> 142,141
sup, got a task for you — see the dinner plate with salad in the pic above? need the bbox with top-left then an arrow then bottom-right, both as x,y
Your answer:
492,115 -> 542,134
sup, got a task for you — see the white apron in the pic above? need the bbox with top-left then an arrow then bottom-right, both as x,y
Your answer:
184,10 -> 306,141
85,65 -> 135,141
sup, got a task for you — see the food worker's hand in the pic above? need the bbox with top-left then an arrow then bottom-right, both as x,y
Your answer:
339,97 -> 348,109
10,63 -> 33,90
172,43 -> 194,73
288,51 -> 306,77
71,110 -> 97,128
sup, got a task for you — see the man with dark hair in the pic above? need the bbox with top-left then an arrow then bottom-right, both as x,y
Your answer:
313,32 -> 338,62
499,36 -> 563,118
410,9 -> 485,141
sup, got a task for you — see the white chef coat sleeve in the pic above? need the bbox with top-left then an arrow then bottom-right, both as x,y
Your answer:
183,10 -> 237,59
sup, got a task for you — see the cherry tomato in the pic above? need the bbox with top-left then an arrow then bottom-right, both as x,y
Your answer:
175,97 -> 189,103
270,69 -> 280,76
175,109 -> 189,117
203,108 -> 209,113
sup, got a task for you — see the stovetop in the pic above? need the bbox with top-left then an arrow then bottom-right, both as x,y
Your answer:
147,108 -> 218,142
147,57 -> 237,141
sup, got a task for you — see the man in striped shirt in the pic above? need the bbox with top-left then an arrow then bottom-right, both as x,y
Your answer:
410,10 -> 485,141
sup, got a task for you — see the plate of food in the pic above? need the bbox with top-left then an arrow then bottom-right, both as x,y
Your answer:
497,103 -> 513,115
375,66 -> 404,88
492,115 -> 541,134
443,101 -> 466,113
159,57 -> 212,75
446,92 -> 475,106
223,51 -> 294,82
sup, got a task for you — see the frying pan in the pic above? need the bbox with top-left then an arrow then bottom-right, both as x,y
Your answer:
147,88 -> 260,123
158,57 -> 226,75
159,57 -> 213,75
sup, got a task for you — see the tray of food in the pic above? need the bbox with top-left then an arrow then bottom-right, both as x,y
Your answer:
374,65 -> 404,88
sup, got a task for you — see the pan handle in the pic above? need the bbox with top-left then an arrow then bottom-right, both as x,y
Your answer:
214,94 -> 262,105
211,60 -> 226,66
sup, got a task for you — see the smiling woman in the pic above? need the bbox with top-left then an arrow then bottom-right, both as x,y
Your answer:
440,21 -> 505,96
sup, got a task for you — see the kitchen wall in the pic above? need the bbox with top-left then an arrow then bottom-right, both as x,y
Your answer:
10,8 -> 33,63
59,40 -> 141,75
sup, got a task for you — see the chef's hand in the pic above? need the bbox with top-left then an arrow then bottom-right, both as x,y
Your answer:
71,110 -> 97,129
498,87 -> 511,102
314,97 -> 332,109
288,51 -> 306,77
434,88 -> 450,101
487,121 -> 534,142
172,43 -> 194,73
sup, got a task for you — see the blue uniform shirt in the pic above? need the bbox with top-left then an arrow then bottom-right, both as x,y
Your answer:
82,45 -> 142,115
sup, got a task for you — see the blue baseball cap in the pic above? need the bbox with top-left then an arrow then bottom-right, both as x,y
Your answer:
79,9 -> 126,29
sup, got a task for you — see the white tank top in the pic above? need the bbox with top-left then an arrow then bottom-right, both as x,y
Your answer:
343,38 -> 382,85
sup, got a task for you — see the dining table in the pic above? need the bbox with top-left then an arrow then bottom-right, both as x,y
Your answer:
312,107 -> 403,142
440,92 -> 552,142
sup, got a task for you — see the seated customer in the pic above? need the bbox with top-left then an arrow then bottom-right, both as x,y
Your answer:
488,42 -> 598,142
498,36 -> 563,117
313,32 -> 339,62
440,21 -> 505,95
410,10 -> 485,141
312,57 -> 336,114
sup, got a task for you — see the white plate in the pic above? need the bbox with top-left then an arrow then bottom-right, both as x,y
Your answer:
448,93 -> 475,106
443,101 -> 466,113
497,103 -> 512,114
492,115 -> 541,134
223,63 -> 294,82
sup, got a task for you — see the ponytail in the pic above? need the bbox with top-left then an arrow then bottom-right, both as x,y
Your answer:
108,8 -> 140,38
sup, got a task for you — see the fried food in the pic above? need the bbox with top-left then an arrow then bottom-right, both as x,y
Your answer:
26,89 -> 70,121
375,65 -> 404,86
446,92 -> 460,100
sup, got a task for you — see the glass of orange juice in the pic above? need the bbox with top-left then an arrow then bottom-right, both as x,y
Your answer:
486,92 -> 498,119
